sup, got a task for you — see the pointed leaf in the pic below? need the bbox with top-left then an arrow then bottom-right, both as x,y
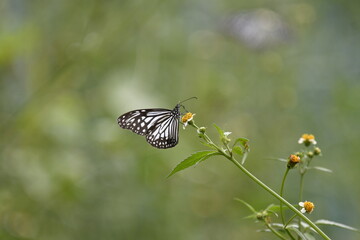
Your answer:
233,146 -> 243,156
167,151 -> 219,178
213,123 -> 225,138
266,210 -> 278,218
243,213 -> 258,219
303,233 -> 316,240
199,140 -> 217,150
241,151 -> 249,165
233,137 -> 249,148
315,219 -> 359,232
287,226 -> 309,240
308,166 -> 333,173
266,204 -> 292,212
264,204 -> 276,211
268,157 -> 288,163
234,198 -> 257,214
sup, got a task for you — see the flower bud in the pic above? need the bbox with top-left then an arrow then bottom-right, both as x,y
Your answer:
221,132 -> 231,145
287,154 -> 300,168
313,147 -> 321,156
198,127 -> 206,134
306,151 -> 314,158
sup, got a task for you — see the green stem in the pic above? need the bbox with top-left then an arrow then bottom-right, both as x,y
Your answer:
280,167 -> 295,240
298,174 -> 305,236
266,222 -> 287,240
189,123 -> 331,239
280,167 -> 290,224
285,214 -> 298,228
228,157 -> 330,240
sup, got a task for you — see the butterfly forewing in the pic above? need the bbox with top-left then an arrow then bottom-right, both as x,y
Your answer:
117,105 -> 181,149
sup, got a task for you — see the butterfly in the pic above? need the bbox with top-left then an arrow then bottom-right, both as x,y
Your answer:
117,97 -> 196,149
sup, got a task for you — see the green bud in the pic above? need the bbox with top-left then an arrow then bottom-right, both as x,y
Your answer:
307,151 -> 314,158
198,127 -> 206,134
313,147 -> 321,155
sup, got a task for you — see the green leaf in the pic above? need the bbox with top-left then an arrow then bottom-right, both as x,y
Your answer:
234,198 -> 257,214
308,166 -> 333,173
265,204 -> 293,212
268,157 -> 288,163
243,213 -> 258,219
303,232 -> 316,240
199,140 -> 217,150
233,146 -> 243,156
315,219 -> 359,232
241,151 -> 249,165
233,137 -> 249,148
287,226 -> 309,240
167,151 -> 219,178
213,123 -> 225,138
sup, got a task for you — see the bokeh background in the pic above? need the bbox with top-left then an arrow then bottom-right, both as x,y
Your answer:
1,0 -> 359,239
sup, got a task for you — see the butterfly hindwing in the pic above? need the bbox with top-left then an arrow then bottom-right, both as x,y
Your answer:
146,111 -> 179,148
117,105 -> 181,149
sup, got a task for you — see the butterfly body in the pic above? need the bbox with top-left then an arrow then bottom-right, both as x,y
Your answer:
118,104 -> 181,149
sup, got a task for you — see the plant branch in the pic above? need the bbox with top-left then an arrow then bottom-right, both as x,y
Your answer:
280,167 -> 295,239
189,123 -> 331,240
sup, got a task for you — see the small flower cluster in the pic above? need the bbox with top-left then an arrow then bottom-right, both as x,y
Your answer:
298,134 -> 317,146
287,133 -> 322,170
299,201 -> 315,214
287,154 -> 301,168
181,112 -> 195,129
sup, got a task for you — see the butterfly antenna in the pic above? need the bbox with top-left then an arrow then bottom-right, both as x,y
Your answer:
179,97 -> 197,112
179,96 -> 197,105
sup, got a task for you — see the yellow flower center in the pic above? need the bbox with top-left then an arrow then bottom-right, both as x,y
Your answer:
303,201 -> 315,213
289,154 -> 300,163
301,134 -> 315,141
181,112 -> 193,123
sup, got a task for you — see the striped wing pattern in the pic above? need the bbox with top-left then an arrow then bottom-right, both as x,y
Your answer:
117,105 -> 180,149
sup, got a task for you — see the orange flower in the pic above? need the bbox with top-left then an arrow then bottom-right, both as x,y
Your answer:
181,112 -> 195,129
299,201 -> 315,214
298,134 -> 317,146
287,154 -> 301,168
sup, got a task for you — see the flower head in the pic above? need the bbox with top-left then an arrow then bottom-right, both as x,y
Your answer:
299,201 -> 315,214
287,154 -> 301,168
182,112 -> 195,129
298,134 -> 317,146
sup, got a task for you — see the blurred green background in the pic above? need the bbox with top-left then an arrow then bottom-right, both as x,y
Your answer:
1,0 -> 359,239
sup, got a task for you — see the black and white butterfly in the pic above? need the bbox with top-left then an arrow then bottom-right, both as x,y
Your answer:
117,97 -> 196,149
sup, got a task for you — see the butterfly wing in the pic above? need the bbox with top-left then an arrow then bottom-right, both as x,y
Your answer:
117,106 -> 180,149
145,112 -> 179,148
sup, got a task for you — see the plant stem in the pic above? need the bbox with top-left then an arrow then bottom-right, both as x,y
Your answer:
280,167 -> 295,239
228,156 -> 331,240
280,167 -> 290,224
298,173 -> 305,235
266,222 -> 287,240
285,214 -> 298,228
189,123 -> 331,239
